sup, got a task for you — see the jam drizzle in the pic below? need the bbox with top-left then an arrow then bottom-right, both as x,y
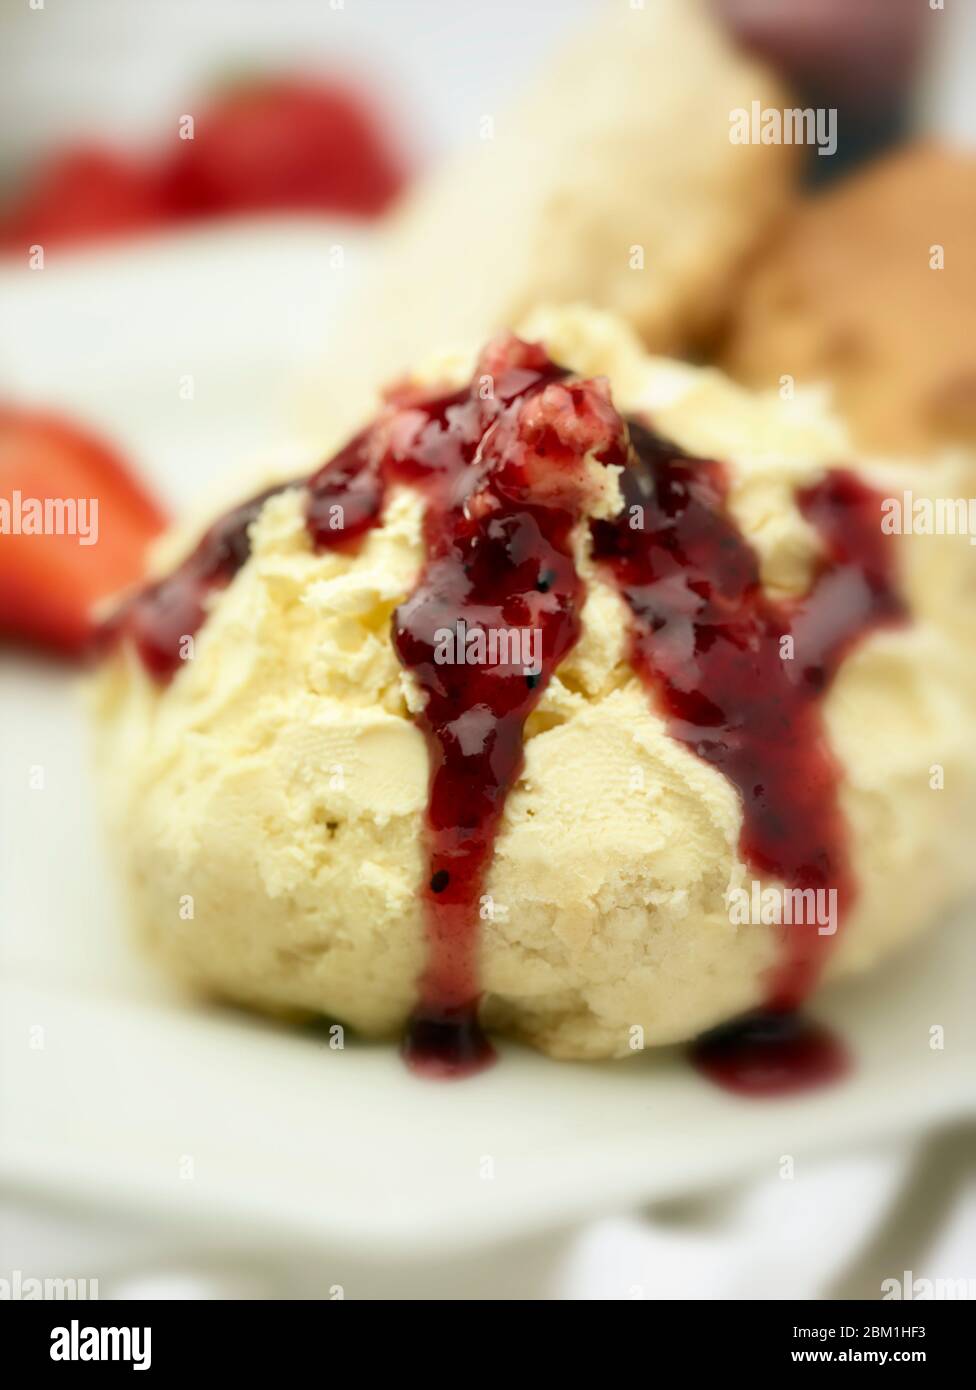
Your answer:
386,342 -> 626,1073
591,426 -> 905,1018
100,480 -> 302,680
592,425 -> 904,1093
103,340 -> 905,1092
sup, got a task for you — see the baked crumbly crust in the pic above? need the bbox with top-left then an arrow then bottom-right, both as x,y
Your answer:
722,142 -> 976,456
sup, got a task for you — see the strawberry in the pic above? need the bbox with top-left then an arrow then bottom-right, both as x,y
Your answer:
0,147 -> 166,254
162,75 -> 406,220
0,408 -> 167,658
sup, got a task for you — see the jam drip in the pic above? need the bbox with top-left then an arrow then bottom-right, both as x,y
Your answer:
386,340 -> 627,1074
690,1010 -> 849,1098
591,424 -> 906,1047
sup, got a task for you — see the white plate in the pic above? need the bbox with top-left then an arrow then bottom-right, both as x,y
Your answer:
1,229 -> 975,1259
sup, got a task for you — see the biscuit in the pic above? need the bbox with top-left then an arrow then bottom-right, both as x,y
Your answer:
722,142 -> 976,455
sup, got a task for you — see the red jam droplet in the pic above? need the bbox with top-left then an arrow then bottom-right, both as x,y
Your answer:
690,1010 -> 850,1098
102,341 -> 906,1093
401,1004 -> 496,1080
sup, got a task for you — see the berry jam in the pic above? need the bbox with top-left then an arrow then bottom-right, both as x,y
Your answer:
100,480 -> 301,679
591,425 -> 905,1016
690,1010 -> 849,1098
385,343 -> 626,1074
103,338 -> 906,1093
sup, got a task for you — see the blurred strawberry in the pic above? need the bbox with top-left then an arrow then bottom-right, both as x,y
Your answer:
0,408 -> 166,658
162,75 -> 407,219
0,147 -> 166,254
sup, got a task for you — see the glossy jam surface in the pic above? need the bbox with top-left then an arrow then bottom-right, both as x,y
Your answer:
105,341 -> 906,1092
386,343 -> 626,1073
592,424 -> 905,1013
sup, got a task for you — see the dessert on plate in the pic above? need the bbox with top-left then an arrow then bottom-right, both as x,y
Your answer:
92,306 -> 976,1082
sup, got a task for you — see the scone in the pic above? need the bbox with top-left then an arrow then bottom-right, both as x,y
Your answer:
722,142 -> 976,455
306,0 -> 797,438
92,306 -> 976,1077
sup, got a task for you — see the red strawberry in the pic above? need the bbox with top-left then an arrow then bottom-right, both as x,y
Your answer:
0,147 -> 166,254
162,76 -> 406,220
0,408 -> 167,658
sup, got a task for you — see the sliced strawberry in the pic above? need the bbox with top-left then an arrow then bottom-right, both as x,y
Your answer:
161,75 -> 407,220
0,408 -> 167,658
0,146 -> 166,254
